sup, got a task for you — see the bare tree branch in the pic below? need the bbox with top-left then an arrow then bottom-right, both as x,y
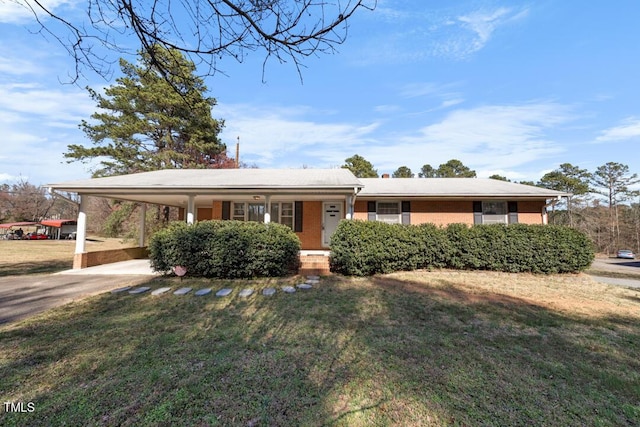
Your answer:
21,0 -> 376,82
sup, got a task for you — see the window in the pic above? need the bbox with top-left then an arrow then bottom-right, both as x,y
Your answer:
232,203 -> 245,221
230,201 -> 294,230
482,201 -> 507,224
377,201 -> 401,224
248,203 -> 265,222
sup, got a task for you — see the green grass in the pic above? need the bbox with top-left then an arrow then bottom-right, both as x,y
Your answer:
1,272 -> 639,426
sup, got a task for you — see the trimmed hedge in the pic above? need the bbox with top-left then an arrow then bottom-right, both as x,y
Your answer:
149,220 -> 301,278
330,220 -> 594,276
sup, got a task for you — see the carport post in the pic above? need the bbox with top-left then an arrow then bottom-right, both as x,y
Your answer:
138,203 -> 146,247
75,195 -> 87,255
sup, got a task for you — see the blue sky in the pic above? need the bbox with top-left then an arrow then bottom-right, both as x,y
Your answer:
1,1 -> 640,187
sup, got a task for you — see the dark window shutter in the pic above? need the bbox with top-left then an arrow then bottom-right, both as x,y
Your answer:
294,201 -> 303,232
367,201 -> 376,221
222,201 -> 230,220
473,201 -> 483,225
508,201 -> 518,224
401,201 -> 411,224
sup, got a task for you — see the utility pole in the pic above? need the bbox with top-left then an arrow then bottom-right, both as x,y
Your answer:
235,136 -> 240,169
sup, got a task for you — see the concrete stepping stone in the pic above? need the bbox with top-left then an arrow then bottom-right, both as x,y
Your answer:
238,288 -> 254,298
306,275 -> 320,280
262,287 -> 276,296
195,288 -> 212,296
129,286 -> 150,295
281,286 -> 296,294
111,286 -> 132,294
216,288 -> 233,297
306,279 -> 320,285
151,287 -> 172,296
173,287 -> 192,295
297,283 -> 313,290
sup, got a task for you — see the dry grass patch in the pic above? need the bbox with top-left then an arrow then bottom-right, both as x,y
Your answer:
0,238 -> 136,276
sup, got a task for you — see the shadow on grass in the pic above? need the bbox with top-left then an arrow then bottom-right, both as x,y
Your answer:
0,260 -> 73,277
1,274 -> 639,426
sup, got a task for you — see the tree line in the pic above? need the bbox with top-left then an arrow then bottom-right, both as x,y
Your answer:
341,154 -> 640,255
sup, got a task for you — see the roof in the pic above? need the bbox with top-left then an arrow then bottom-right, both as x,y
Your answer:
49,168 -> 362,190
47,170 -> 568,206
0,221 -> 39,229
40,219 -> 77,227
357,178 -> 569,199
48,168 -> 364,206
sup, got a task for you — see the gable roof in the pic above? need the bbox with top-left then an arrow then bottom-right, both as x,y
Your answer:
358,178 -> 569,199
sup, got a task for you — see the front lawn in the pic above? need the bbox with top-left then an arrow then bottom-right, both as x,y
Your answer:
1,271 -> 639,426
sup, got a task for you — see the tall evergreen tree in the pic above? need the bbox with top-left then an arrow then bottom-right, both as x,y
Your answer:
392,166 -> 414,178
341,154 -> 378,178
436,159 -> 477,178
66,45 -> 225,177
538,163 -> 591,226
590,162 -> 640,252
419,164 -> 436,178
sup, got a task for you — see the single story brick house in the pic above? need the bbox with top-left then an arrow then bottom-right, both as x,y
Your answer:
48,169 -> 569,268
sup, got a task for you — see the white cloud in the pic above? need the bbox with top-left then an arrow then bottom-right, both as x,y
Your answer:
363,102 -> 572,174
216,100 -> 572,180
434,7 -> 529,59
0,0 -> 76,24
217,103 -> 380,166
595,118 -> 640,142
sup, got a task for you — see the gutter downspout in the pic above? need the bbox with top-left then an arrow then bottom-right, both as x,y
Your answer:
542,196 -> 562,225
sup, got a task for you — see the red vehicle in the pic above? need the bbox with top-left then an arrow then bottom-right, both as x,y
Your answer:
26,232 -> 49,240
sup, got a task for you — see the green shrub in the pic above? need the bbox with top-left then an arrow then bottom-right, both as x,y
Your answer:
329,220 -> 451,276
148,220 -> 301,278
330,220 -> 594,276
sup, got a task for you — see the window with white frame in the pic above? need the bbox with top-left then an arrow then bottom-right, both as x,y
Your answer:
377,201 -> 401,224
231,201 -> 294,229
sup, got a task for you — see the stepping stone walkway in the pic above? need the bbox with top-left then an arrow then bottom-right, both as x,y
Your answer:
238,288 -> 254,298
216,288 -> 233,297
121,277 -> 322,298
262,287 -> 276,296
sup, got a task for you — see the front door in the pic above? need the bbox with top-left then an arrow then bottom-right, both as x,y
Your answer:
322,202 -> 343,247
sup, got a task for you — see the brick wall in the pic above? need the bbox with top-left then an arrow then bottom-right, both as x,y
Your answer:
297,201 -> 324,250
410,200 -> 474,225
73,247 -> 149,269
515,200 -> 544,224
354,199 -> 546,225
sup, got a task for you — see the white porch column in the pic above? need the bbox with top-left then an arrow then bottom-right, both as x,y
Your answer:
75,195 -> 87,254
138,203 -> 147,247
186,195 -> 195,224
264,195 -> 271,224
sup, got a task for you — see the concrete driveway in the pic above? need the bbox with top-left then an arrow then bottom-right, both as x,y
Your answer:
0,260 -> 158,325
